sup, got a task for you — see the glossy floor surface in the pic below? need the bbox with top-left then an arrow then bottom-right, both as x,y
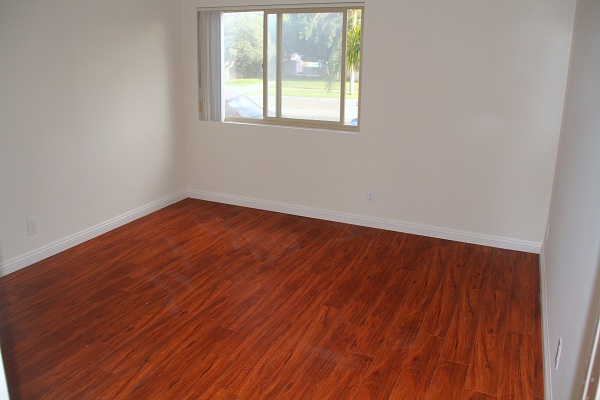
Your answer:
0,199 -> 544,399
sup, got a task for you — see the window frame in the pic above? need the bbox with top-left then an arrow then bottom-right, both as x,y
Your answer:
199,4 -> 364,132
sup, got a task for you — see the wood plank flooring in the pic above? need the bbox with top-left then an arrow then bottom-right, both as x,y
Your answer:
0,199 -> 544,399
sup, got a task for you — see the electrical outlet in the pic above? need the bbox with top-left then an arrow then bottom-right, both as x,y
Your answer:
365,190 -> 375,204
555,337 -> 563,369
27,217 -> 38,235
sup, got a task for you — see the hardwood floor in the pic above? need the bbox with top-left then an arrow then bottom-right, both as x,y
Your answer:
0,199 -> 544,399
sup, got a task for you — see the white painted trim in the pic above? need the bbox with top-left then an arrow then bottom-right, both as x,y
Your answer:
0,349 -> 8,400
539,244 -> 553,400
189,190 -> 542,253
0,191 -> 188,278
583,314 -> 600,400
1,189 -> 542,278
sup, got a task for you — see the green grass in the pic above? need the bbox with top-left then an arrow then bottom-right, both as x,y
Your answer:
225,79 -> 263,87
225,78 -> 359,99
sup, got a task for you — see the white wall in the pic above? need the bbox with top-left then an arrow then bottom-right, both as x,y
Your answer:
182,0 -> 575,249
542,0 -> 600,397
0,0 -> 187,271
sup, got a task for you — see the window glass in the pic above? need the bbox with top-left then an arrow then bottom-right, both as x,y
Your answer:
223,11 -> 264,119
346,9 -> 361,126
207,7 -> 362,130
266,13 -> 278,117
279,12 -> 343,122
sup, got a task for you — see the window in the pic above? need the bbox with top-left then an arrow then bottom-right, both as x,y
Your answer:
198,5 -> 363,131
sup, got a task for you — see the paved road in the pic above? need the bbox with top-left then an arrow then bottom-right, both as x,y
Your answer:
226,84 -> 357,124
248,94 -> 358,125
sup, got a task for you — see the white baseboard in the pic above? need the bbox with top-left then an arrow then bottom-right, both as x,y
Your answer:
1,189 -> 542,278
539,245 -> 553,400
0,191 -> 188,277
189,190 -> 542,253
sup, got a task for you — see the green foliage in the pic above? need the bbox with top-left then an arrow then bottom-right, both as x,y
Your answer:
227,79 -> 359,99
224,12 -> 264,79
224,9 -> 361,82
347,21 -> 361,71
291,13 -> 343,64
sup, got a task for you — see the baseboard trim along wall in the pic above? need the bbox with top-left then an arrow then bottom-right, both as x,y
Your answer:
189,190 -> 542,254
0,191 -> 188,278
539,245 -> 553,400
1,189 -> 542,278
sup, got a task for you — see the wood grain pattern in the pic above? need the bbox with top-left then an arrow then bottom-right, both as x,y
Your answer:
440,246 -> 489,364
196,386 -> 239,400
387,333 -> 445,400
238,307 -> 342,399
488,249 -> 516,292
465,289 -> 510,394
0,199 -> 544,399
498,332 -> 534,400
462,389 -> 497,400
425,359 -> 468,400
317,352 -> 373,400
353,309 -> 425,400
277,322 -> 360,399
351,269 -> 420,357
403,246 -> 449,312
22,341 -> 114,400
420,244 -> 469,337
533,262 -> 545,399
507,253 -> 537,335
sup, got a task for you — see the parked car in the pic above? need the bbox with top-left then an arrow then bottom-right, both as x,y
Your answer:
225,95 -> 263,119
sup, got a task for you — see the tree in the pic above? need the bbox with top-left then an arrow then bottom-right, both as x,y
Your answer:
223,9 -> 361,86
223,12 -> 263,79
347,10 -> 361,95
282,12 -> 342,67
